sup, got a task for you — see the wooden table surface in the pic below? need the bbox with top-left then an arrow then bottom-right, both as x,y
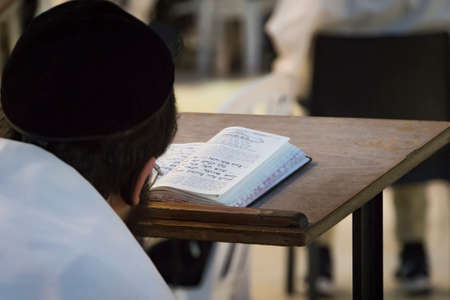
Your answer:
129,113 -> 449,246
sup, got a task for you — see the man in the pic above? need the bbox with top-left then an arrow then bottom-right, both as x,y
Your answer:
0,0 -> 177,299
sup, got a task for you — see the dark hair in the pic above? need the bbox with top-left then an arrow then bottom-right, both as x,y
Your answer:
0,91 -> 177,203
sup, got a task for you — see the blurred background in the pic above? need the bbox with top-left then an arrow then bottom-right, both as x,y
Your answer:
1,0 -> 449,299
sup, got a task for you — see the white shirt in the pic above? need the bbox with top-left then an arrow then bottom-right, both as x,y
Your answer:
266,0 -> 450,97
0,138 -> 175,300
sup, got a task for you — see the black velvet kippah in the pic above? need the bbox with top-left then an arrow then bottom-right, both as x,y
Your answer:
1,0 -> 174,140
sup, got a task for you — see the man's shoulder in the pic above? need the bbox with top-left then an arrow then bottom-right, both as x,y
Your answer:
0,138 -> 175,300
0,137 -> 103,206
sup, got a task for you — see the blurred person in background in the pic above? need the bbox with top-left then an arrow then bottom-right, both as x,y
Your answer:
221,0 -> 450,296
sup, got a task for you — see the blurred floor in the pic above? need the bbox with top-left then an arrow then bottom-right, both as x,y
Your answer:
174,76 -> 450,300
250,184 -> 449,300
175,75 -> 254,113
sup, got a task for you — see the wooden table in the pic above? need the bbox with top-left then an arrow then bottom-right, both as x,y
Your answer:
129,113 -> 449,300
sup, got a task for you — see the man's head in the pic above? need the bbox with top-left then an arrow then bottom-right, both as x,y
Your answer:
0,0 -> 177,210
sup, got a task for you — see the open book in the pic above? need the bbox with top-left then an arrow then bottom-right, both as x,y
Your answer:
150,127 -> 311,207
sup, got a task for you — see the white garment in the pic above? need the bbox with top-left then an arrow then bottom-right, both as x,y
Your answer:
266,0 -> 450,97
0,138 -> 175,300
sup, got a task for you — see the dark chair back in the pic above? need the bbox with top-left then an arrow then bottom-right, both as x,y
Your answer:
309,33 -> 449,182
310,33 -> 449,121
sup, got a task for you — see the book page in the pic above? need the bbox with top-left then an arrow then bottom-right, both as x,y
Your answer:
220,143 -> 310,207
152,127 -> 289,195
155,143 -> 203,178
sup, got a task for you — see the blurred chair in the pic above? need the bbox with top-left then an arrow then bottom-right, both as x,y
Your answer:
287,32 -> 449,298
194,0 -> 274,76
309,32 -> 449,182
111,0 -> 157,23
146,240 -> 250,300
172,242 -> 250,300
220,32 -> 449,299
309,33 -> 449,122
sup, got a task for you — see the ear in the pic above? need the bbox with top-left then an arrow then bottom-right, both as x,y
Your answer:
131,157 -> 156,205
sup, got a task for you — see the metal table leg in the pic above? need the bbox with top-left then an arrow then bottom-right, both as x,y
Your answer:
308,242 -> 319,300
286,246 -> 296,295
353,192 -> 383,300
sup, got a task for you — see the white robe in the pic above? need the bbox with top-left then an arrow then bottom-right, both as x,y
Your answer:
0,138 -> 175,300
266,0 -> 450,97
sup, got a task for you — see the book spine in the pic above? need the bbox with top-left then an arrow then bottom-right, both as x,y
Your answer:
231,151 -> 304,207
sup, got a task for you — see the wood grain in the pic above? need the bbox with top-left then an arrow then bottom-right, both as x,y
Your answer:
129,113 -> 449,246
131,218 -> 307,246
128,196 -> 308,228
